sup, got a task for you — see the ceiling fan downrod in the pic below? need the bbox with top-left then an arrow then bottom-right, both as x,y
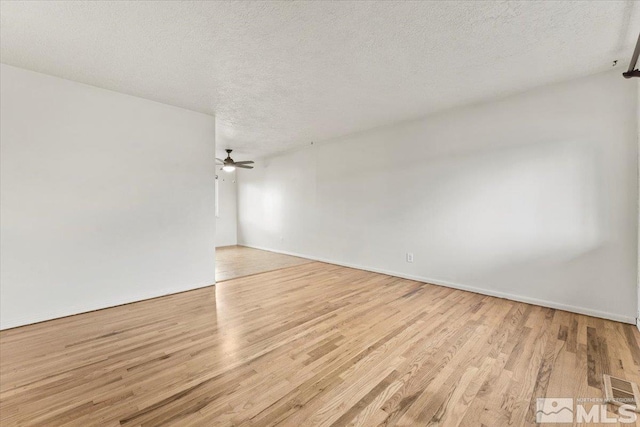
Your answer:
623,32 -> 640,79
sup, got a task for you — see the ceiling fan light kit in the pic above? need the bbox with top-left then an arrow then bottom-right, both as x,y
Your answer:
216,149 -> 254,173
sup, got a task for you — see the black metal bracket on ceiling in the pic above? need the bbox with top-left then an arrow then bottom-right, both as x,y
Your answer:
623,32 -> 640,79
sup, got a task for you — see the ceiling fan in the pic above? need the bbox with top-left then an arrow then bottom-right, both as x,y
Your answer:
216,149 -> 254,172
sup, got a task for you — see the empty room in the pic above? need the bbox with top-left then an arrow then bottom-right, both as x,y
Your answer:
1,1 -> 640,426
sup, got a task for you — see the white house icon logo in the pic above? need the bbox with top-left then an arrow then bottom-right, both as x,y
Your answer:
536,398 -> 574,423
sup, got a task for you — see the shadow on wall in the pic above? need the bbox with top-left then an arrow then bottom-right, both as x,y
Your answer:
385,139 -> 605,275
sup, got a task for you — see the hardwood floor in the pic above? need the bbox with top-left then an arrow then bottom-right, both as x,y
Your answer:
1,262 -> 639,426
215,245 -> 313,282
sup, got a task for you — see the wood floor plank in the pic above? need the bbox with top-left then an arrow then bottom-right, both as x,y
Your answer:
1,254 -> 639,426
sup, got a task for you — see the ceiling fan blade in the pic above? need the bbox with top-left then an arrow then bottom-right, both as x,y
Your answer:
235,164 -> 254,169
216,158 -> 224,165
234,160 -> 254,165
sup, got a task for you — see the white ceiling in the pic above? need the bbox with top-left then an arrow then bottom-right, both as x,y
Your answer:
1,1 -> 639,158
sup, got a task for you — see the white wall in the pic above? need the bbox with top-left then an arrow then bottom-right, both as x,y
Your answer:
0,64 -> 217,329
238,70 -> 639,324
216,171 -> 238,247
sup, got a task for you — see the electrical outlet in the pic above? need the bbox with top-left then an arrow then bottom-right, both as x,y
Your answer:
406,253 -> 414,263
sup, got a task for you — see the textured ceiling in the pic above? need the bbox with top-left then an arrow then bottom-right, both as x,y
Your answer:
1,1 -> 639,158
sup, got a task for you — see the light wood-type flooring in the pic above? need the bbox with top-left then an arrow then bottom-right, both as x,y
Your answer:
1,262 -> 639,426
215,245 -> 312,282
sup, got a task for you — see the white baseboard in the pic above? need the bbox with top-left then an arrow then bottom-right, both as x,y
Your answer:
0,279 -> 216,331
242,244 -> 637,325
